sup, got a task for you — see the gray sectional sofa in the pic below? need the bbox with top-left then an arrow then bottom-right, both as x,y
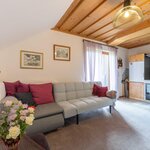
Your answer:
53,81 -> 116,124
0,96 -> 64,134
0,81 -> 116,133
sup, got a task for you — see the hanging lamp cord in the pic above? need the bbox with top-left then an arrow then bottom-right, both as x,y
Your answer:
124,0 -> 131,7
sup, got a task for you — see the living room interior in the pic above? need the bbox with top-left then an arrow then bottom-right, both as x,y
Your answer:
0,0 -> 150,150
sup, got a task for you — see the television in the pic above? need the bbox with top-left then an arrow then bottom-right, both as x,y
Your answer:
144,54 -> 150,80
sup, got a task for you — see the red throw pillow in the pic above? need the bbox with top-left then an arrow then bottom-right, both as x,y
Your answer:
4,81 -> 19,96
29,83 -> 54,105
97,87 -> 108,97
92,84 -> 98,95
92,84 -> 108,97
17,82 -> 30,93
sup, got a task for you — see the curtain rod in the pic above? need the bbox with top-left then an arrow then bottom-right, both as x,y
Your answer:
83,39 -> 118,49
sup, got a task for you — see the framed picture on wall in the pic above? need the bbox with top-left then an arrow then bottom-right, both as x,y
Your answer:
53,44 -> 71,61
20,50 -> 43,69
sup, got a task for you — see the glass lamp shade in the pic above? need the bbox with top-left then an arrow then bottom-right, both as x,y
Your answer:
113,5 -> 143,29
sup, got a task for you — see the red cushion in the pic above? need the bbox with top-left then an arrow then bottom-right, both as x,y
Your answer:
17,82 -> 29,93
4,81 -> 19,96
92,84 -> 108,97
97,87 -> 108,97
29,83 -> 54,105
92,84 -> 98,95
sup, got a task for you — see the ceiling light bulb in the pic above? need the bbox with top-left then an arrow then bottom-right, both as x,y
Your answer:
124,11 -> 130,18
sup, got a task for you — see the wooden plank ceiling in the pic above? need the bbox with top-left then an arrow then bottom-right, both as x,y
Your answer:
53,0 -> 150,49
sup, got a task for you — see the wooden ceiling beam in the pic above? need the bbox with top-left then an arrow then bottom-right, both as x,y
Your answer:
86,21 -> 112,36
90,0 -> 150,39
53,0 -> 83,29
53,28 -> 105,44
108,19 -> 150,46
78,2 -> 123,34
68,0 -> 106,32
120,33 -> 150,45
120,34 -> 150,48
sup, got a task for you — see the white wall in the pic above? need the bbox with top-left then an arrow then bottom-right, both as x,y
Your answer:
128,44 -> 150,56
0,30 -> 84,83
0,30 -> 128,96
117,47 -> 128,96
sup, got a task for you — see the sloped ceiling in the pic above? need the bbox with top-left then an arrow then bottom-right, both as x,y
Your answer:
0,0 -> 73,49
53,0 -> 150,49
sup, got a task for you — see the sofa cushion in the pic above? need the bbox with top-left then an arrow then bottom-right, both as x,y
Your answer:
30,83 -> 54,105
65,83 -> 77,100
17,82 -> 30,93
4,81 -> 19,96
53,83 -> 66,102
0,82 -> 6,102
80,98 -> 97,106
35,103 -> 63,119
15,92 -> 36,106
57,101 -> 77,118
90,96 -> 113,107
68,99 -> 91,114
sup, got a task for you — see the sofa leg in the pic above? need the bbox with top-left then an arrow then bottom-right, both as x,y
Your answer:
76,115 -> 79,125
109,106 -> 112,114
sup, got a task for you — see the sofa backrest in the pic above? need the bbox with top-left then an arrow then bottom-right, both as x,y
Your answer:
0,82 -> 6,102
53,81 -> 102,102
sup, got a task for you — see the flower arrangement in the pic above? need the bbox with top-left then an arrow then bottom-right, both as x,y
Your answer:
0,100 -> 35,148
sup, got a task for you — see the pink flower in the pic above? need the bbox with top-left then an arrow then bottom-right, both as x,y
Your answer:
7,114 -> 17,122
20,110 -> 28,116
10,109 -> 16,114
22,104 -> 28,109
20,116 -> 26,121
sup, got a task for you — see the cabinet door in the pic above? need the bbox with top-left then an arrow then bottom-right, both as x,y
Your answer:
129,82 -> 144,100
129,54 -> 144,62
129,61 -> 144,82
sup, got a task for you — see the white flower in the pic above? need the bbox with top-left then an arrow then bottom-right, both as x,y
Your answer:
5,101 -> 13,107
6,134 -> 11,139
25,116 -> 34,125
28,107 -> 35,113
9,126 -> 20,139
29,114 -> 34,118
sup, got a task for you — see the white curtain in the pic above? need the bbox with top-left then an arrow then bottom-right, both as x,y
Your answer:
84,40 -> 118,91
84,41 -> 102,82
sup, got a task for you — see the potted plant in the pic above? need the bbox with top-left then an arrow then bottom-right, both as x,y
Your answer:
0,100 -> 35,150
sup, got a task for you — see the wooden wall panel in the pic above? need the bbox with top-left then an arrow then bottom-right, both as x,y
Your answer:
128,54 -> 144,62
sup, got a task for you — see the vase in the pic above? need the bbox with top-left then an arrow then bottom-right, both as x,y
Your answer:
2,137 -> 20,150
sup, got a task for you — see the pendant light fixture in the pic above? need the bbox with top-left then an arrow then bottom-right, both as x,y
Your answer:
113,0 -> 143,29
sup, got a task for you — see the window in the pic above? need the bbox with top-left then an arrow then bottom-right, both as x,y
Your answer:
84,40 -> 117,91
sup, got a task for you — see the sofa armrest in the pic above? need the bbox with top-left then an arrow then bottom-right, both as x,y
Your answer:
106,90 -> 117,99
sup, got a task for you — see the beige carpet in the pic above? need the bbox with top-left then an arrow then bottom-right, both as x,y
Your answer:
46,99 -> 150,150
